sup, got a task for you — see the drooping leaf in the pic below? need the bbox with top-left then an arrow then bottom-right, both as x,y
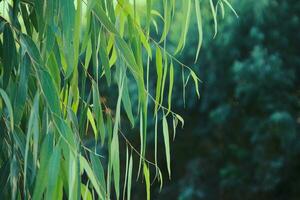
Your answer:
24,93 -> 39,192
155,47 -> 163,113
127,152 -> 133,200
162,114 -> 171,178
174,0 -> 191,53
32,134 -> 53,200
92,82 -> 106,144
46,146 -> 61,200
0,88 -> 14,131
167,61 -> 174,113
80,155 -> 104,199
210,0 -> 218,38
143,163 -> 150,200
194,0 -> 203,63
190,70 -> 201,98
2,24 -> 16,88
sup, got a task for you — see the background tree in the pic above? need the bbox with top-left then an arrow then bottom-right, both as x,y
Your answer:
147,0 -> 300,199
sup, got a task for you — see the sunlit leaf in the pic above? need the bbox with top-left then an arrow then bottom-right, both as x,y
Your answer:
162,114 -> 171,178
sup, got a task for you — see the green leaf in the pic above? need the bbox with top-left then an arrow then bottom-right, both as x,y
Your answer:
20,34 -> 61,115
167,61 -> 174,113
53,116 -> 76,150
127,152 -> 133,200
24,93 -> 39,192
20,33 -> 42,65
146,0 -> 151,32
160,54 -> 168,104
110,71 -> 124,199
123,146 -> 129,200
155,47 -> 163,113
115,36 -> 140,75
99,31 -> 111,85
194,0 -> 203,63
106,0 -> 116,23
175,114 -> 184,128
223,0 -> 239,18
122,77 -> 135,127
159,0 -> 172,43
92,82 -> 106,144
143,163 -> 150,200
174,0 -> 191,54
33,134 -> 53,200
80,155 -> 104,199
38,68 -> 61,116
84,40 -> 92,70
46,52 -> 61,91
190,71 -> 200,98
81,183 -> 93,200
73,0 -> 82,74
60,0 -> 75,78
162,114 -> 171,179
10,154 -> 19,200
210,0 -> 218,38
154,115 -> 158,168
90,153 -> 106,194
91,1 -> 118,34
3,24 -> 16,88
87,107 -> 97,139
0,88 -> 14,131
46,146 -> 61,200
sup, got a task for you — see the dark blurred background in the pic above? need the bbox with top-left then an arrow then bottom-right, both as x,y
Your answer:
121,0 -> 300,199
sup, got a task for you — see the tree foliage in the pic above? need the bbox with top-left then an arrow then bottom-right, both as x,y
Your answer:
0,0 -> 235,199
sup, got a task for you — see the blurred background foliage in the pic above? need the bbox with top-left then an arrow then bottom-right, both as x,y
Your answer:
127,0 -> 300,199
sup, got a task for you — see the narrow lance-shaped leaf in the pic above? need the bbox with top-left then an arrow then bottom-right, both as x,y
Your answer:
32,134 -> 53,200
115,36 -> 140,75
162,114 -> 171,179
190,70 -> 201,98
91,1 -> 118,34
20,34 -> 61,116
10,154 -> 18,200
174,0 -> 191,54
92,82 -> 106,145
167,61 -> 174,113
146,0 -> 151,32
155,47 -> 163,113
122,146 -> 129,200
223,0 -> 239,18
80,155 -> 104,199
110,71 -> 125,199
160,54 -> 168,104
137,111 -> 144,179
81,183 -> 93,200
20,33 -> 42,65
159,0 -> 172,43
143,163 -> 150,200
46,146 -> 61,200
122,76 -> 135,127
210,0 -> 218,38
194,0 -> 203,63
154,115 -> 158,170
0,86 -> 14,132
127,151 -> 133,200
24,93 -> 39,192
99,30 -> 111,85
60,0 -> 75,78
3,24 -> 16,88
87,107 -> 97,139
90,153 -> 106,196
